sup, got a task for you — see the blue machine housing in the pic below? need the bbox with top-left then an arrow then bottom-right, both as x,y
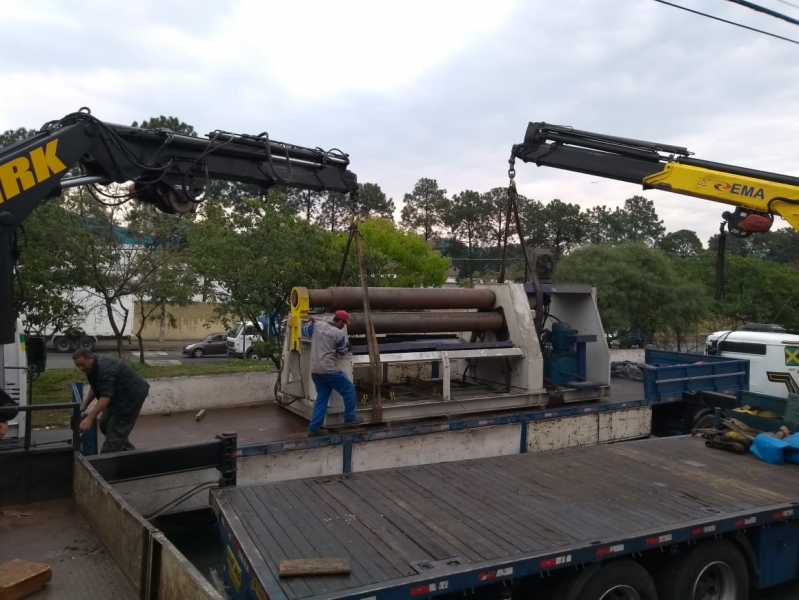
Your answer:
543,322 -> 598,386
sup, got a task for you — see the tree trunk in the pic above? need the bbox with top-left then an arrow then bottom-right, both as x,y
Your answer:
158,300 -> 166,342
137,331 -> 145,364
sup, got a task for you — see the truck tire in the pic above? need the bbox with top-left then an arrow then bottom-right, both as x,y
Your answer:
693,411 -> 716,430
77,337 -> 95,351
654,539 -> 748,600
555,560 -> 657,600
54,337 -> 73,353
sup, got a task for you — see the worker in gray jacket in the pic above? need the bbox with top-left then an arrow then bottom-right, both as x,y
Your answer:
301,311 -> 364,436
73,349 -> 150,453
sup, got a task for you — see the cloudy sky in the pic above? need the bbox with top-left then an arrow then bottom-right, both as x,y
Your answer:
1,0 -> 798,245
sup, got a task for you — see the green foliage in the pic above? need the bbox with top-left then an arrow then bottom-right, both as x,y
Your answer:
555,242 -> 708,342
335,218 -> 449,288
400,178 -> 449,242
358,183 -> 396,221
680,251 -> 799,329
659,229 -> 704,257
620,196 -> 665,244
14,200 -> 87,335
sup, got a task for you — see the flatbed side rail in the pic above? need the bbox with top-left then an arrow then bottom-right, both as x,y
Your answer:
211,487 -> 799,600
240,399 -> 650,460
74,452 -> 224,600
642,349 -> 750,402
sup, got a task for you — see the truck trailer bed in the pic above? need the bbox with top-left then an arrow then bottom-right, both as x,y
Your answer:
212,435 -> 799,600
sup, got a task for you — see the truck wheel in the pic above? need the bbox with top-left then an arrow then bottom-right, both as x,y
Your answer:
655,539 -> 748,600
555,560 -> 657,600
246,350 -> 261,361
54,337 -> 73,353
77,337 -> 95,351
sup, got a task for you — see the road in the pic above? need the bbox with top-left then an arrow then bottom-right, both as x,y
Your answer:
46,349 -> 235,369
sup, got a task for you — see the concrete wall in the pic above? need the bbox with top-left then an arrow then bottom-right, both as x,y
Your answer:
132,302 -> 231,341
140,372 -> 277,416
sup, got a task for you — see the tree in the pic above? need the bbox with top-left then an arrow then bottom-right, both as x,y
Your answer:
659,229 -> 704,258
286,188 -> 325,222
62,189 -> 171,356
358,183 -> 395,221
481,187 -> 515,250
583,205 -> 624,245
126,206 -> 199,362
400,178 -> 449,242
445,190 -> 491,281
618,196 -> 665,244
1,126 -> 89,336
13,201 -> 88,337
315,192 -> 351,232
681,251 -> 799,329
519,197 -> 548,248
540,199 -> 585,260
131,116 -> 196,136
187,200 -> 337,367
555,242 -> 707,343
336,219 -> 450,288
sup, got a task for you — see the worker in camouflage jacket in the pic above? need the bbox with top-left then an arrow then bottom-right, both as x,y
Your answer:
73,349 -> 150,454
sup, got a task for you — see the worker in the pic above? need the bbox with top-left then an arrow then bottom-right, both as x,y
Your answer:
0,387 -> 19,441
301,310 -> 364,436
72,349 -> 150,453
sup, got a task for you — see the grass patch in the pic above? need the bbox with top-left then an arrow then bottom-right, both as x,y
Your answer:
30,360 -> 275,429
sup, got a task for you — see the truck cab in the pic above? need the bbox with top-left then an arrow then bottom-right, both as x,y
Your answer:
226,321 -> 264,359
705,323 -> 799,399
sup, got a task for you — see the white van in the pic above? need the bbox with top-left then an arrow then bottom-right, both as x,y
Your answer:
705,324 -> 799,400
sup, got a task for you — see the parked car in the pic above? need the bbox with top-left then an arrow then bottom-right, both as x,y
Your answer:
182,333 -> 228,358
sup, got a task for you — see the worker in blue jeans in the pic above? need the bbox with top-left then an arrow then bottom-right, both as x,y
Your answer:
301,310 -> 364,436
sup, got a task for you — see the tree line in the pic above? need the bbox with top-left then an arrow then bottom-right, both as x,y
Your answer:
5,114 -> 799,358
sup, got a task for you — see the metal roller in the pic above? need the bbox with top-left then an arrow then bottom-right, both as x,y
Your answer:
295,286 -> 497,311
345,312 -> 504,335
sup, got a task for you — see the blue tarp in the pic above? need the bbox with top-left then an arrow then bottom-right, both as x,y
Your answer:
750,433 -> 799,465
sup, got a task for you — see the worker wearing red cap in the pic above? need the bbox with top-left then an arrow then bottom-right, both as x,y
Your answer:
300,310 -> 363,436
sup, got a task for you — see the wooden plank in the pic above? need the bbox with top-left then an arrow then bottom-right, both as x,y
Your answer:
0,559 -> 52,600
279,558 -> 351,577
234,488 -> 313,600
257,483 -> 352,594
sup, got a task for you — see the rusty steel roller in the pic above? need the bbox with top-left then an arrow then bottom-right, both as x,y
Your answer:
295,286 -> 496,311
345,311 -> 504,335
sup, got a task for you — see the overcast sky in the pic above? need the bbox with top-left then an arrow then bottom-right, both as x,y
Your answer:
1,0 -> 798,245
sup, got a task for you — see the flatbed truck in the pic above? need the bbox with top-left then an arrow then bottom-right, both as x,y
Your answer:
35,349 -> 789,600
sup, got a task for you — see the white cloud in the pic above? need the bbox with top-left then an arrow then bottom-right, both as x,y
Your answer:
0,0 -> 798,249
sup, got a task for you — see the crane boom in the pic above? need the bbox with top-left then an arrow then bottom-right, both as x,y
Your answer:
0,108 -> 359,344
510,122 -> 799,236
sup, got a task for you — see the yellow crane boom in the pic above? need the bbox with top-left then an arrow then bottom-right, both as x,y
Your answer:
510,122 -> 799,237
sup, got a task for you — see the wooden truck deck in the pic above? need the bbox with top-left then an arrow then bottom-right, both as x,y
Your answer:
211,435 -> 799,600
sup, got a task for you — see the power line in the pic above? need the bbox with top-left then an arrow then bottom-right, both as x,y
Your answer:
725,0 -> 799,26
651,0 -> 799,45
772,0 -> 799,12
